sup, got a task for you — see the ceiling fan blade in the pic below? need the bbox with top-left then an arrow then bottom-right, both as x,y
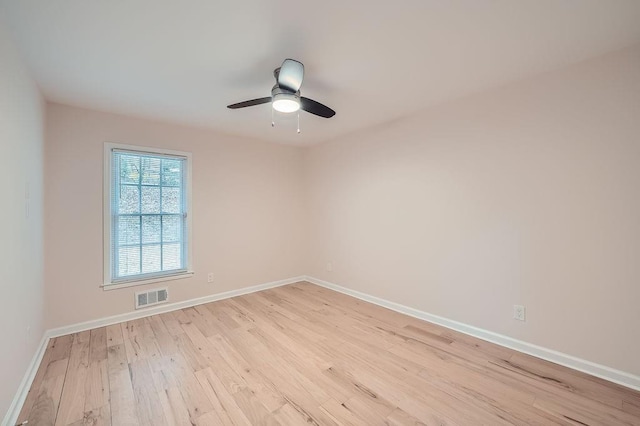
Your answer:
300,97 -> 335,118
227,97 -> 272,109
278,59 -> 304,92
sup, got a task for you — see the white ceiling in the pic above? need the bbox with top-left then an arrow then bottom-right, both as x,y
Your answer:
2,1 -> 640,145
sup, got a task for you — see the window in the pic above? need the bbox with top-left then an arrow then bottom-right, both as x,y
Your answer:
104,143 -> 192,289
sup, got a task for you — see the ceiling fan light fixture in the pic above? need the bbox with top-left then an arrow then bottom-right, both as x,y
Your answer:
227,59 -> 335,119
272,93 -> 300,113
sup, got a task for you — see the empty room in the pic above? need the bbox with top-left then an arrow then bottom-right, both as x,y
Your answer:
1,1 -> 640,425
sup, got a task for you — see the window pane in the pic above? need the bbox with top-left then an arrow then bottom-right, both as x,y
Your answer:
141,157 -> 160,185
162,243 -> 181,270
110,149 -> 189,283
118,246 -> 140,276
120,155 -> 140,184
142,244 -> 161,273
141,215 -> 161,244
162,159 -> 182,186
162,187 -> 181,213
141,186 -> 160,213
118,185 -> 139,214
162,215 -> 181,243
118,216 -> 140,245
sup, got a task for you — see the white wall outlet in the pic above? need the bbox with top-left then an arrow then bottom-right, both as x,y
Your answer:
326,262 -> 333,272
207,273 -> 214,283
513,305 -> 526,321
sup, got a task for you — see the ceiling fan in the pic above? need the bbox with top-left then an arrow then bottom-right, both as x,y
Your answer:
227,59 -> 336,119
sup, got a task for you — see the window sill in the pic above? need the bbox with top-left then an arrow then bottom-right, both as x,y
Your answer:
102,271 -> 194,291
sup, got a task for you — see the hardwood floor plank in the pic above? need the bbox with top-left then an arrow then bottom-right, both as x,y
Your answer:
122,318 -> 155,340
622,399 -> 640,417
84,358 -> 109,412
106,324 -> 124,347
190,369 -> 236,425
231,386 -> 278,425
184,306 -> 223,338
106,323 -> 138,425
153,329 -> 180,356
152,355 -> 215,422
107,367 -> 138,426
195,367 -> 253,426
193,410 -> 225,426
272,402 -> 319,425
17,282 -> 640,425
173,332 -> 211,371
204,301 -> 242,331
208,333 -> 289,412
159,385 -> 194,426
416,366 -> 567,425
55,331 -> 90,426
340,395 -> 394,424
385,407 -> 428,426
128,358 -> 169,425
158,311 -> 184,336
148,314 -> 170,336
89,327 -> 108,362
320,397 -> 370,426
25,371 -> 66,426
213,299 -> 258,329
247,327 -> 353,404
509,351 -> 637,409
17,334 -> 73,423
67,403 -> 111,426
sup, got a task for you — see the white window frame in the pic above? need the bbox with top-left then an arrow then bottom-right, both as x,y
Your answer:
103,142 -> 193,290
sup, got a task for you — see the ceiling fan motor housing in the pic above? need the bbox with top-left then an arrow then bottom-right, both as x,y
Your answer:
271,85 -> 300,98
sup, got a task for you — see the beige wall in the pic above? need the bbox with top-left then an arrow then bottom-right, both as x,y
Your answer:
44,104 -> 306,328
0,24 -> 45,418
305,46 -> 640,376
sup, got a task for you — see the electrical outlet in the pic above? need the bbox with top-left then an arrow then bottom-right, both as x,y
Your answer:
207,273 -> 214,283
513,305 -> 526,321
326,262 -> 333,272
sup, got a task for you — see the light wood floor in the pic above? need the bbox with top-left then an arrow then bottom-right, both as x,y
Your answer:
18,282 -> 640,425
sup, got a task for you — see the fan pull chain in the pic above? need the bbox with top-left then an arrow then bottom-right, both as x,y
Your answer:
271,108 -> 275,127
297,111 -> 301,134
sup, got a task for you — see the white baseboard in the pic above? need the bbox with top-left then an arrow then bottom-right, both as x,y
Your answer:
304,275 -> 640,392
2,334 -> 50,426
3,276 -> 305,425
47,276 -> 306,338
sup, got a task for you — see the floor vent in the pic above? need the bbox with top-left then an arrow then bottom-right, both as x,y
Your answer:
135,287 -> 168,309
